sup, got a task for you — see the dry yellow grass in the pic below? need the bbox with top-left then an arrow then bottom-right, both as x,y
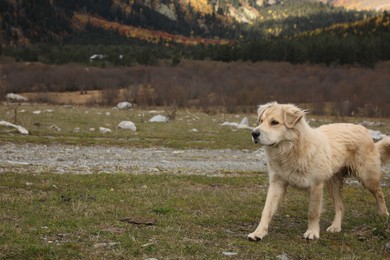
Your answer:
20,89 -> 131,105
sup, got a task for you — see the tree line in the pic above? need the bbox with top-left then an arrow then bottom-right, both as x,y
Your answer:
1,0 -> 388,66
3,18 -> 389,67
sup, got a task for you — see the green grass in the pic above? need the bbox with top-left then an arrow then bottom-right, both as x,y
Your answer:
1,104 -> 390,258
0,104 -> 257,149
1,172 -> 390,259
1,104 -> 389,149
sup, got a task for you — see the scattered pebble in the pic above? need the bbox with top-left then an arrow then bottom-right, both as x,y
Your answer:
49,125 -> 61,131
93,242 -> 119,248
149,115 -> 169,123
117,121 -> 136,132
99,127 -> 112,134
385,242 -> 390,252
223,251 -> 238,256
1,143 -> 389,176
117,101 -> 132,110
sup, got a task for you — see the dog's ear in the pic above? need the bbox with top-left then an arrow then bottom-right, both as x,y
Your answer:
283,104 -> 304,129
257,102 -> 277,123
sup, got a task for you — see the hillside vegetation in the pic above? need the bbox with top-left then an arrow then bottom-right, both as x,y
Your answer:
1,1 -> 389,66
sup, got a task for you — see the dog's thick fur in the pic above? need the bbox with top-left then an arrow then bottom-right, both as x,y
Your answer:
248,102 -> 390,241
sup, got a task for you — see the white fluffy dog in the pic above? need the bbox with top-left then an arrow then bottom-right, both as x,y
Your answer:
248,102 -> 390,241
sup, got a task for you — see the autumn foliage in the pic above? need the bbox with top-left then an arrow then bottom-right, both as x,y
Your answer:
72,13 -> 232,46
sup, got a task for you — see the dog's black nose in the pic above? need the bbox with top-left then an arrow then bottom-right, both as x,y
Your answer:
252,131 -> 260,139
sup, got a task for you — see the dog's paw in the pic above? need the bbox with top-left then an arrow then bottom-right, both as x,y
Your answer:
247,231 -> 266,242
303,229 -> 320,240
326,225 -> 341,233
378,209 -> 389,217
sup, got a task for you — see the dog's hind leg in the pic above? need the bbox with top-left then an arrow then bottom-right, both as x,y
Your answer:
359,168 -> 389,216
326,172 -> 344,233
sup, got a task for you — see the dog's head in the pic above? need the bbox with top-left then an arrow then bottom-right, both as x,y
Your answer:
252,102 -> 305,146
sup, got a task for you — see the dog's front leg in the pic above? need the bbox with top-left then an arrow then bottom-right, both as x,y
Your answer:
248,179 -> 287,241
303,183 -> 324,240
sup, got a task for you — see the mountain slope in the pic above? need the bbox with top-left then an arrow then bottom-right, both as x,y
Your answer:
332,0 -> 390,11
1,0 -> 380,47
72,13 -> 232,46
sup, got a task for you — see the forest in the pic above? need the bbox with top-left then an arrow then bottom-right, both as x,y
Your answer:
1,1 -> 389,66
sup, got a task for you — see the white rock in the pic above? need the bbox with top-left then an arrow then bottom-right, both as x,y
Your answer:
99,127 -> 112,134
221,122 -> 239,127
0,120 -> 29,134
221,117 -> 252,130
33,110 -> 41,115
223,251 -> 238,256
5,93 -> 28,102
277,252 -> 289,260
369,129 -> 386,141
149,110 -> 164,114
149,115 -> 169,123
105,112 -> 111,116
238,117 -> 249,128
117,101 -> 132,110
117,121 -> 136,132
49,125 -> 61,131
89,128 -> 96,132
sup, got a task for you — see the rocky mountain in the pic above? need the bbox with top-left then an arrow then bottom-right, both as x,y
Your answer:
0,0 -> 386,48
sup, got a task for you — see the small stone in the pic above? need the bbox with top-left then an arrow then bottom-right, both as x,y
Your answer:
99,127 -> 112,134
117,121 -> 136,131
385,242 -> 390,252
223,251 -> 238,256
149,115 -> 169,123
117,101 -> 132,110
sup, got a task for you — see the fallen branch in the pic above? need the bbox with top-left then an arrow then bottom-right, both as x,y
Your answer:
120,218 -> 157,226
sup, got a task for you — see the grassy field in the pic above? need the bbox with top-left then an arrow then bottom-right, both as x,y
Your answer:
0,103 -> 257,149
1,103 -> 389,149
1,103 -> 390,259
1,172 -> 390,259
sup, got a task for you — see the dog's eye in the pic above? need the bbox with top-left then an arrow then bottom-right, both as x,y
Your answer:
259,119 -> 263,124
271,120 -> 279,126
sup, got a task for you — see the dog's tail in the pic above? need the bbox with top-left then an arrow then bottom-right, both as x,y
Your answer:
375,136 -> 390,164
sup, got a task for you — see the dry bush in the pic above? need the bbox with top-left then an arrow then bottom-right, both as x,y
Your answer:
2,59 -> 390,116
101,87 -> 120,106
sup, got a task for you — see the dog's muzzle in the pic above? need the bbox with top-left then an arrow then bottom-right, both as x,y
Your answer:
252,130 -> 260,144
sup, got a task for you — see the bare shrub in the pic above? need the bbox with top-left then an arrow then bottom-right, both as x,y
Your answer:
1,60 -> 389,116
101,88 -> 120,106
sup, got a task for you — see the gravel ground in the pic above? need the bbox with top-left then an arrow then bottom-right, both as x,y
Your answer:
0,143 -> 268,176
1,143 -> 389,178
